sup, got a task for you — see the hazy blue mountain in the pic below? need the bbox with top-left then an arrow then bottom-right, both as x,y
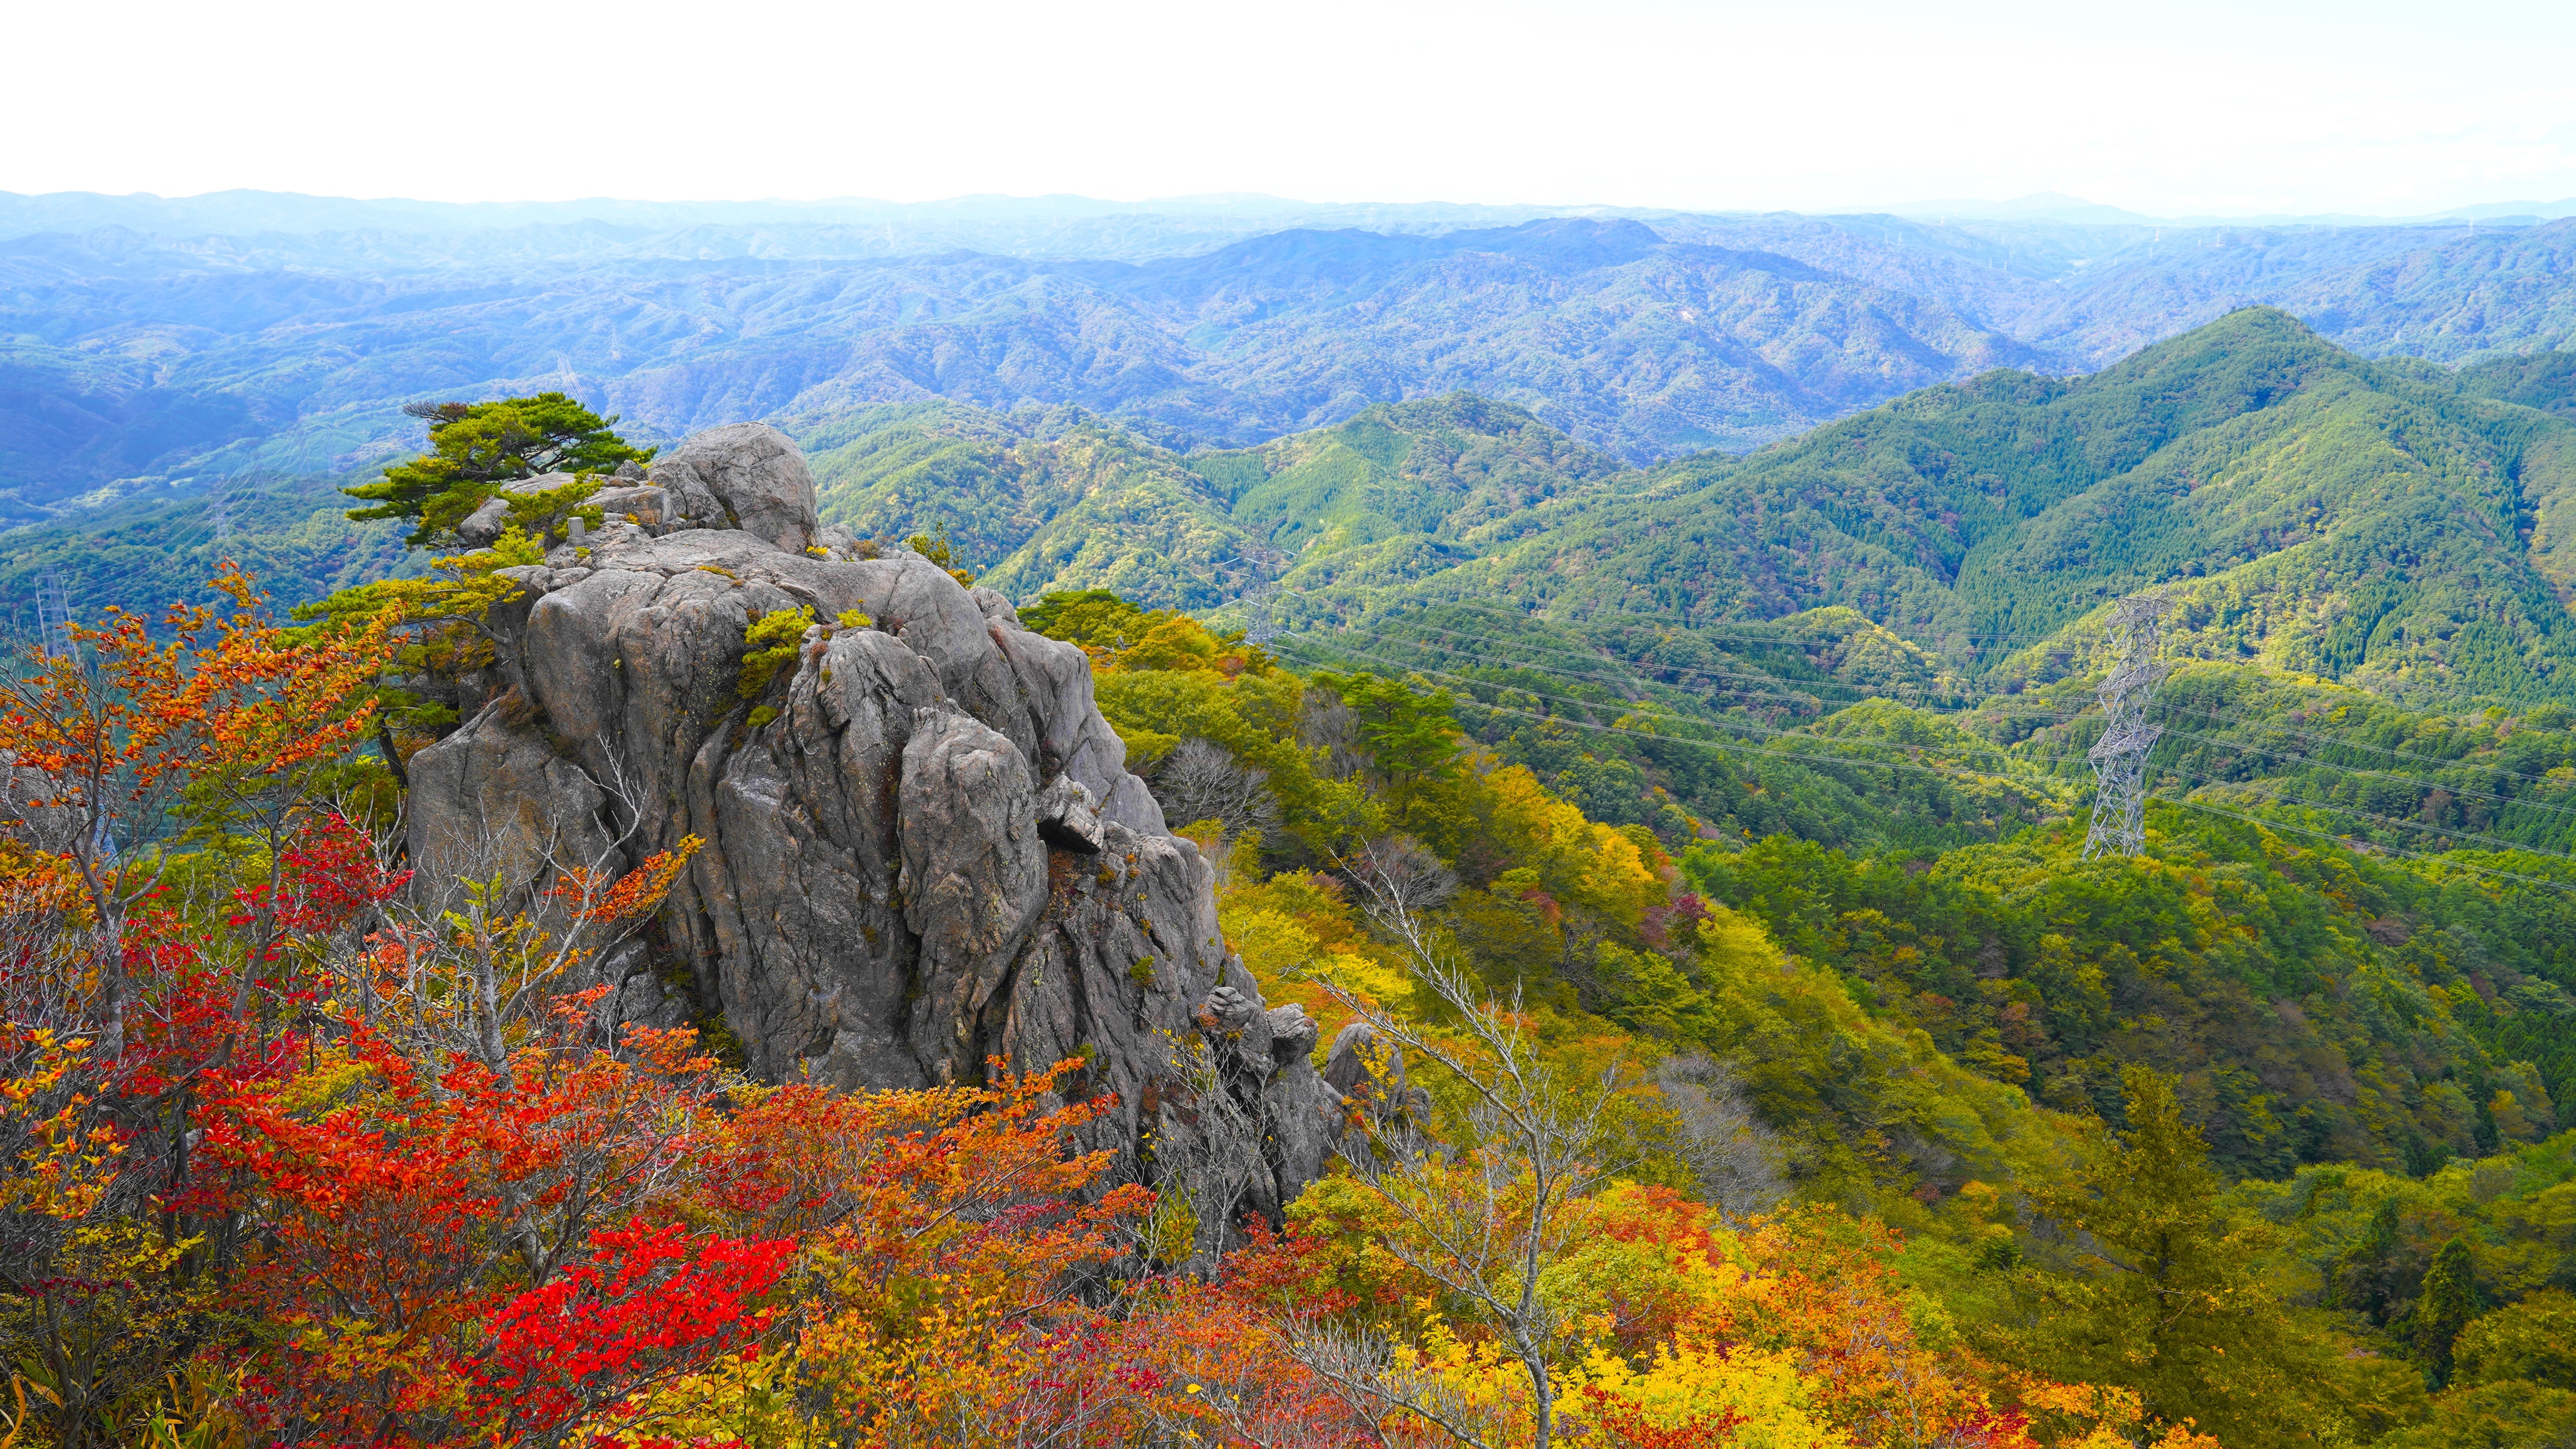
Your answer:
0,190 -> 1656,257
0,217 -> 2054,509
5,192 -> 2576,555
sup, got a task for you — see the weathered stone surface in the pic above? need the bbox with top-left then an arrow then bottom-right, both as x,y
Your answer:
453,470 -> 601,547
644,422 -> 821,553
589,485 -> 669,525
401,420 -> 1336,1248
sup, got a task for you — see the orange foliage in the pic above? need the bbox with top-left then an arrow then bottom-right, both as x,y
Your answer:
0,573 -> 2184,1449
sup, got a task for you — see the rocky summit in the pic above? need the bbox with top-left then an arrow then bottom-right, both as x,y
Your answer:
403,422 -> 1341,1251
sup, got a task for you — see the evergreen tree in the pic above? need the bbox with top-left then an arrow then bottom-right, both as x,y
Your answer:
345,393 -> 651,545
2416,1236 -> 2478,1389
1992,1065 -> 2319,1447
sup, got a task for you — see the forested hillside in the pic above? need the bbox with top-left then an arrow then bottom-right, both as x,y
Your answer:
15,360 -> 2576,1447
1017,588 -> 2576,1448
1283,310 -> 2576,708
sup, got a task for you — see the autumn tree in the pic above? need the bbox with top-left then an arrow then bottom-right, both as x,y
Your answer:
0,574 -> 405,1444
1285,836 -> 1633,1449
0,571 -> 397,1056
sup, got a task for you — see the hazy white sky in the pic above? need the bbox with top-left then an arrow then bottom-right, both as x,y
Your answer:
10,0 -> 2573,217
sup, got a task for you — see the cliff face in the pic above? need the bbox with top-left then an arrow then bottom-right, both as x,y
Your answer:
405,423 -> 1338,1250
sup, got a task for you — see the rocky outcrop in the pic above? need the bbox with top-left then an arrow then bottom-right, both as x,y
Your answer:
405,422 -> 1338,1251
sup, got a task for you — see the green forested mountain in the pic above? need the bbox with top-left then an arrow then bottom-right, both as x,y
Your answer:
17,309 -> 2576,726
2460,348 -> 2576,418
1305,310 -> 2576,707
794,392 -> 1628,608
0,470 -> 409,636
17,266 -> 2576,1448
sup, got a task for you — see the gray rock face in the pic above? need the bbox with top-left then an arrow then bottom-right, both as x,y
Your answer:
403,422 -> 1334,1249
644,422 -> 821,554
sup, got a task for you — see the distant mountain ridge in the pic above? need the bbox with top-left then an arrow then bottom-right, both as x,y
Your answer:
11,311 -> 2576,728
2,196 -> 2573,538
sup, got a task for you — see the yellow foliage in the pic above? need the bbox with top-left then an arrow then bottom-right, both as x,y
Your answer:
0,1028 -> 121,1220
1216,870 -> 1416,1035
1561,1337 -> 1847,1449
1483,763 -> 1664,929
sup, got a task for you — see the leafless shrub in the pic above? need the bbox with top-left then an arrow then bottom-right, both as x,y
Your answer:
1298,689 -> 1365,781
1152,737 -> 1281,842
1282,840 -> 1628,1449
1653,1053 -> 1788,1222
1338,834 -> 1456,925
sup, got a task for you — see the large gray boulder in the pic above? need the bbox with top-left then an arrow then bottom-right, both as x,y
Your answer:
645,422 -> 822,553
404,421 -> 1331,1250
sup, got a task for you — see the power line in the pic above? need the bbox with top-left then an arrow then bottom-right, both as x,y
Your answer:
1275,633 -> 2068,794
2154,752 -> 2576,865
1288,628 -> 2084,781
2158,793 -> 2576,895
2153,691 -> 2576,789
1367,615 -> 1970,710
1346,613 -> 2089,722
2156,725 -> 2576,829
1318,613 -> 2576,855
207,469 -> 234,546
1287,618 -> 2576,888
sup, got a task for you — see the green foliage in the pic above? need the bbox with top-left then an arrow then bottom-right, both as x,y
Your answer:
1687,807 -> 2576,1178
2458,350 -> 2576,420
1251,310 -> 2576,723
737,606 -> 816,700
342,392 -> 650,546
1307,671 -> 1467,844
1018,591 -> 1158,651
1656,903 -> 2072,1210
0,471 -> 417,628
1986,1067 -> 2323,1446
799,393 -> 1626,620
2453,1289 -> 2576,1389
2419,1238 -> 2481,1388
286,527 -> 557,736
500,475 -> 605,546
802,403 -> 1252,610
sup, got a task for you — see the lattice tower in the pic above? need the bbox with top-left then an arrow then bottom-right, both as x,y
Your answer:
207,472 -> 233,545
34,569 -> 75,663
1224,543 -> 1290,645
2081,593 -> 2173,860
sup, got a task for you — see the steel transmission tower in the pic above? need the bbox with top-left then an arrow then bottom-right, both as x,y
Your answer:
34,569 -> 76,662
1219,544 -> 1291,645
2080,592 -> 2173,861
207,472 -> 233,545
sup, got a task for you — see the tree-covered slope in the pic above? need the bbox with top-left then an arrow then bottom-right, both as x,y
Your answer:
793,392 -> 1630,610
1343,310 -> 2576,711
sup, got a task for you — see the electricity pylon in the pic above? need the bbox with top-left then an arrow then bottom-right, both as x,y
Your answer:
1216,543 -> 1291,645
34,569 -> 75,662
2081,592 -> 2173,861
207,472 -> 233,545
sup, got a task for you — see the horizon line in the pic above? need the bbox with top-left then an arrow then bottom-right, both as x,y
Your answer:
6,185 -> 2574,230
